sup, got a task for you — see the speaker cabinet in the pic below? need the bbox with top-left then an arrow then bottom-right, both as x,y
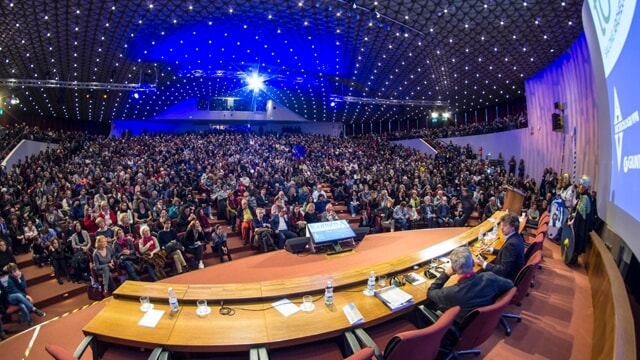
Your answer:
285,237 -> 310,254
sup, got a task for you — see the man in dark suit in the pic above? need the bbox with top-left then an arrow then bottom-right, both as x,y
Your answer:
270,207 -> 297,249
475,212 -> 525,281
427,246 -> 514,323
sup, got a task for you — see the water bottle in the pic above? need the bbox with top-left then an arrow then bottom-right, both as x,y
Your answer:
324,281 -> 334,305
478,228 -> 485,244
168,287 -> 179,313
367,271 -> 376,292
492,222 -> 498,236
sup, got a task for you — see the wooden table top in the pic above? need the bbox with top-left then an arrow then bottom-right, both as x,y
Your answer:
86,211 -> 521,353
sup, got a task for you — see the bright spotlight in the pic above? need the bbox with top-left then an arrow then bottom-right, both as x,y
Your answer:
133,92 -> 139,99
330,101 -> 336,107
442,111 -> 450,118
431,111 -> 439,118
246,73 -> 265,92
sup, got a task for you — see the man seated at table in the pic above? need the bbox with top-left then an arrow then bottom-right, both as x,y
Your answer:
427,246 -> 514,324
474,212 -> 525,281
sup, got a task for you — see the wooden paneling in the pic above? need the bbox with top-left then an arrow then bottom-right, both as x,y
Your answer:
587,233 -> 635,360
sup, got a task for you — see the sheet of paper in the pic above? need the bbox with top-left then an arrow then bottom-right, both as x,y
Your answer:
272,298 -> 300,317
138,309 -> 165,328
342,302 -> 364,325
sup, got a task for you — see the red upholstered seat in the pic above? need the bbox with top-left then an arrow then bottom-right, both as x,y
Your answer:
352,306 -> 460,360
444,287 -> 517,359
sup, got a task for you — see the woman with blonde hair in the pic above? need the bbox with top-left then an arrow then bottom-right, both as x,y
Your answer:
182,220 -> 206,269
137,225 -> 165,280
92,235 -> 116,296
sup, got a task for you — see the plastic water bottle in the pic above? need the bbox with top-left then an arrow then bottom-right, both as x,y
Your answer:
367,271 -> 376,292
324,281 -> 334,305
478,228 -> 485,244
492,222 -> 498,236
168,287 -> 179,313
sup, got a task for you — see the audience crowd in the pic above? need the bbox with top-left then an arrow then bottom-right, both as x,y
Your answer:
0,120 -> 547,293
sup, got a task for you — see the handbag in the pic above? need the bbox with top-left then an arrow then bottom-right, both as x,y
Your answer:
87,284 -> 104,301
164,240 -> 184,254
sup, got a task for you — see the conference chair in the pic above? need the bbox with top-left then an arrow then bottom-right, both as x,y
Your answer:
45,335 -> 169,360
349,306 -> 460,360
500,250 -> 543,335
440,287 -> 517,360
263,332 -> 366,360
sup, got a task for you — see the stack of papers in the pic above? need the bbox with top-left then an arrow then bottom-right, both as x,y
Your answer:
375,285 -> 414,311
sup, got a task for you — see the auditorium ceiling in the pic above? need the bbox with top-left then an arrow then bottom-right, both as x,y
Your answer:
0,0 -> 584,124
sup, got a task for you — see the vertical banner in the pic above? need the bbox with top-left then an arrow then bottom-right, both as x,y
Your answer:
573,125 -> 577,182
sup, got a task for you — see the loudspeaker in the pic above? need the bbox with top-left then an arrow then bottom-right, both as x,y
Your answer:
353,227 -> 369,243
284,237 -> 310,254
554,102 -> 565,111
552,113 -> 564,133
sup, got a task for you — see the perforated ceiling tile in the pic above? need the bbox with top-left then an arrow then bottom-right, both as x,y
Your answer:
0,0 -> 583,124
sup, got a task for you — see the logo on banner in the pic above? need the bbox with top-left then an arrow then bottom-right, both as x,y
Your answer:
613,87 -> 640,172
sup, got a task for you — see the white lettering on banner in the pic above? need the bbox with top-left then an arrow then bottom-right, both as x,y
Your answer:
613,87 -> 640,172
623,154 -> 640,172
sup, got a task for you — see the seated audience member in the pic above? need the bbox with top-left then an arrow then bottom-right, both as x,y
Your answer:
378,198 -> 396,231
176,205 -> 196,233
34,225 -> 55,266
133,200 -> 152,225
252,208 -> 276,251
452,201 -> 465,227
406,204 -> 420,229
358,209 -> 373,229
0,240 -> 16,272
211,224 -> 232,263
157,221 -> 188,274
392,201 -> 409,231
113,228 -> 141,281
92,235 -> 116,296
2,262 -> 46,327
427,247 -> 514,323
94,218 -> 114,243
303,203 -> 319,224
119,213 -> 136,239
49,238 -> 70,284
22,220 -> 38,254
314,193 -> 329,215
137,225 -> 164,281
526,203 -> 540,227
483,196 -> 499,220
289,204 -> 307,236
182,220 -> 206,269
70,200 -> 85,221
83,209 -> 99,234
97,201 -> 117,227
270,207 -> 298,249
348,190 -> 360,217
321,203 -> 339,222
237,199 -> 256,246
420,196 -> 437,228
69,221 -> 91,253
474,212 -> 525,281
7,217 -> 26,254
437,196 -> 454,227
117,202 -> 134,226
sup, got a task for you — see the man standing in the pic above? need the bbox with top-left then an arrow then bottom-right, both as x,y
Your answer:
475,213 -> 525,281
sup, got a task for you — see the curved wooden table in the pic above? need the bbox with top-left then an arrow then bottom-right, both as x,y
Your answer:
83,212 -> 508,353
